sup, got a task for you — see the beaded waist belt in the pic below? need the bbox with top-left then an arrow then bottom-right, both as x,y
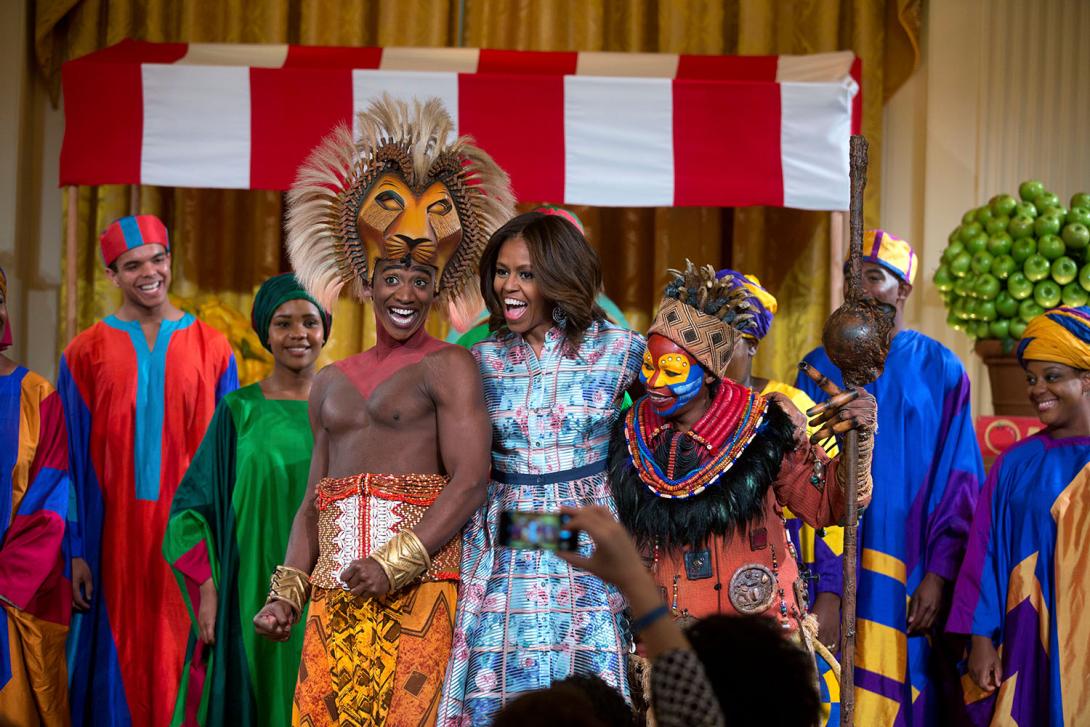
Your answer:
311,472 -> 460,590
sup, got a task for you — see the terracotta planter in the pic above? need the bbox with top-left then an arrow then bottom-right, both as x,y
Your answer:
974,340 -> 1036,417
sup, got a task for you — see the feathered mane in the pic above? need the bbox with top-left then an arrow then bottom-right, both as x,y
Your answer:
609,397 -> 797,551
284,95 -> 515,322
662,260 -> 756,332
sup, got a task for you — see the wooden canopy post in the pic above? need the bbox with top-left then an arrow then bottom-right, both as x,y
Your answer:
65,185 -> 78,342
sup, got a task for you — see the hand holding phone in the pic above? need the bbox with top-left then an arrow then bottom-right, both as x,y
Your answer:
498,510 -> 581,551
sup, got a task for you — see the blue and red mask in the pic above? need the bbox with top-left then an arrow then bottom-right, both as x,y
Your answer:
640,333 -> 705,417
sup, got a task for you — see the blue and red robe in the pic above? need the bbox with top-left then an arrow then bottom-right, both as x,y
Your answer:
797,329 -> 984,726
60,314 -> 237,727
0,367 -> 70,725
948,434 -> 1090,726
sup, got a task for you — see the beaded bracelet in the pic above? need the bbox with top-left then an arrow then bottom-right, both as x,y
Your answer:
630,604 -> 670,635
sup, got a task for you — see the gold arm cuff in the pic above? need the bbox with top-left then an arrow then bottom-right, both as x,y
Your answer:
265,565 -> 311,616
370,529 -> 431,593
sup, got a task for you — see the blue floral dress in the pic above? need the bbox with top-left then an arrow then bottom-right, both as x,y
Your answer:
438,321 -> 645,725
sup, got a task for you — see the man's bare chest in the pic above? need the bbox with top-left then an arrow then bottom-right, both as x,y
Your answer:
322,364 -> 435,435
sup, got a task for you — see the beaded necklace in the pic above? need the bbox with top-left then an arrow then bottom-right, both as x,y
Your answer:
624,379 -> 768,499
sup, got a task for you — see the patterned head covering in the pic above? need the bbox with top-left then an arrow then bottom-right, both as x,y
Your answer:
715,269 -> 778,340
859,229 -> 917,285
251,273 -> 333,352
1017,306 -> 1090,370
0,266 -> 10,352
286,95 -> 515,325
100,215 -> 170,267
648,260 -> 754,381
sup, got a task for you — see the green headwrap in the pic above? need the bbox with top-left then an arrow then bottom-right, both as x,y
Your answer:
251,273 -> 332,351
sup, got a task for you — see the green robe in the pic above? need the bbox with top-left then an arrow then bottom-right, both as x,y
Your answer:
163,383 -> 312,726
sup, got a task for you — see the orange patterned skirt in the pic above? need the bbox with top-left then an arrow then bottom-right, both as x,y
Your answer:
292,583 -> 457,727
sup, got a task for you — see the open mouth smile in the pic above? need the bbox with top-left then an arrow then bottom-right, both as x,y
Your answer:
504,297 -> 528,321
387,305 -> 420,329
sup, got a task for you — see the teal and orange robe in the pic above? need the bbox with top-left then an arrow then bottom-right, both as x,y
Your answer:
948,434 -> 1090,726
162,383 -> 313,726
797,329 -> 984,726
59,314 -> 237,727
0,366 -> 70,726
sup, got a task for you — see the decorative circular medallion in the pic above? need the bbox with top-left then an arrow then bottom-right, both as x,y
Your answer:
728,564 -> 776,614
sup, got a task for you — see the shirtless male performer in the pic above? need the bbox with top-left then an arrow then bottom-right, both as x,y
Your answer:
252,96 -> 515,725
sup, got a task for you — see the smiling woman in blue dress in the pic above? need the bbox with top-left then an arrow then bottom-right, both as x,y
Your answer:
439,210 -> 645,725
948,306 -> 1090,726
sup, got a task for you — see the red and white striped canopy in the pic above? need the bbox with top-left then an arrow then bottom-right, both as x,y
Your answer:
60,40 -> 860,210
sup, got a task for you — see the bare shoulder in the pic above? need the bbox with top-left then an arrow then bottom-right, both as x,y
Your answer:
310,363 -> 346,402
423,344 -> 482,398
423,343 -> 478,376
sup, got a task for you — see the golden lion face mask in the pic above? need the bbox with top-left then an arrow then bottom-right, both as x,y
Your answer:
356,173 -> 462,284
286,96 -> 515,322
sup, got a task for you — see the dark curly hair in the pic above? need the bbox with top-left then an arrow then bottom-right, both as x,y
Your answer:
687,615 -> 821,727
479,211 -> 606,351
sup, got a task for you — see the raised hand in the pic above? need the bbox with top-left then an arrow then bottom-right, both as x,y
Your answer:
800,362 -> 877,444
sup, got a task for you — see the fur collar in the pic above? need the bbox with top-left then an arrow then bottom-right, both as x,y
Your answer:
610,398 -> 796,551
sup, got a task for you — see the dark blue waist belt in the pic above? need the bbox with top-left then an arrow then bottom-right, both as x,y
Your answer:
491,459 -> 607,486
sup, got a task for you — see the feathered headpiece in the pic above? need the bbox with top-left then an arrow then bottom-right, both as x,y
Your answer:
648,260 -> 754,380
285,96 -> 515,321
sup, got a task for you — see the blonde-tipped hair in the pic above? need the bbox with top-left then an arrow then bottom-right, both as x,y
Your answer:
285,95 -> 515,320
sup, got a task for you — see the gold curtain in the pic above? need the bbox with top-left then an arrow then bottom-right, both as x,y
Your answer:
37,0 -> 919,384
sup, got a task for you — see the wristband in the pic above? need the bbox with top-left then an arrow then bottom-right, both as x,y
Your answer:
630,604 -> 670,635
265,565 -> 311,616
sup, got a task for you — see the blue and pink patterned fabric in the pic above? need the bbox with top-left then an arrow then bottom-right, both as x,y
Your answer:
439,320 -> 644,726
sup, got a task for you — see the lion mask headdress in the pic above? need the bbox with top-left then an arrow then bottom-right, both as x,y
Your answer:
286,95 -> 516,322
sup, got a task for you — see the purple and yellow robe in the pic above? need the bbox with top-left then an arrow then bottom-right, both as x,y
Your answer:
948,434 -> 1090,726
797,329 -> 984,726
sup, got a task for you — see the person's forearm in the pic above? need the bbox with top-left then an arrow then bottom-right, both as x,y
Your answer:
619,570 -> 689,659
282,498 -> 319,573
410,473 -> 488,555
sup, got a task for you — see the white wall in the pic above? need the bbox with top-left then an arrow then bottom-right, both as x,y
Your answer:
882,0 -> 1090,418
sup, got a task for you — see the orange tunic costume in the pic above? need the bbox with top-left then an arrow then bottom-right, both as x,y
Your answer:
611,261 -> 869,632
614,386 -> 854,629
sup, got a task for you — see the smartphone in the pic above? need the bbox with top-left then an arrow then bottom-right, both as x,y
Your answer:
497,510 -> 581,552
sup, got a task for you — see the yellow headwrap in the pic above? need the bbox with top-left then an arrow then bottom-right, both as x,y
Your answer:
1017,306 -> 1090,370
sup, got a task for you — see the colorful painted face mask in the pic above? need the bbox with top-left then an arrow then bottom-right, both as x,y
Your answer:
641,333 -> 705,416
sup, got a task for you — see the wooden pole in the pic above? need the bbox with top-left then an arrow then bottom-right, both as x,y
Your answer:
65,185 -> 78,342
838,135 -> 869,727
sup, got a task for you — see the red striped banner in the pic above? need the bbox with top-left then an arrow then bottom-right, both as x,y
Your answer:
61,40 -> 860,210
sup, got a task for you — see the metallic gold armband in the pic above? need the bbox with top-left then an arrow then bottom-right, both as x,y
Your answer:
370,529 -> 431,593
265,565 -> 311,616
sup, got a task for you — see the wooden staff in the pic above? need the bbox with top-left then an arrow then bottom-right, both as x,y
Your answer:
815,136 -> 895,726
65,185 -> 78,342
